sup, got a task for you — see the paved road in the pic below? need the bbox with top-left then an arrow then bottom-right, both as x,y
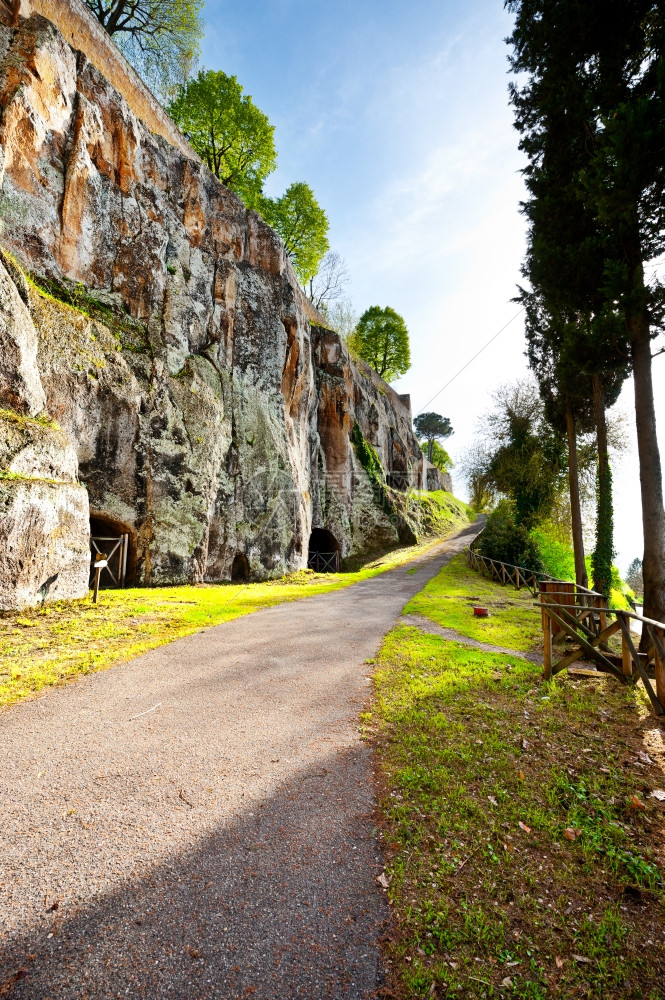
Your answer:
0,522 -> 480,1000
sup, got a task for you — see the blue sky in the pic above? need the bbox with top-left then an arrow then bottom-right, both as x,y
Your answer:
200,0 -> 665,573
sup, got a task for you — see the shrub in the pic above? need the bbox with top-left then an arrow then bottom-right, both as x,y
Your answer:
477,501 -> 544,573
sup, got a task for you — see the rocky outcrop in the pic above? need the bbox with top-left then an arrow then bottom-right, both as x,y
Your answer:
0,256 -> 90,609
0,12 -> 433,606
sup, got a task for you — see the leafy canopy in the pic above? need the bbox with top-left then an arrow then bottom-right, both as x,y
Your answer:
168,70 -> 276,207
414,412 -> 453,463
261,183 -> 330,285
84,0 -> 204,99
462,380 -> 568,531
420,440 -> 452,473
348,306 -> 410,382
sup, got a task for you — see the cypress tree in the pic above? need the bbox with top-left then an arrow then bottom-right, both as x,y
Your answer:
507,0 -> 665,622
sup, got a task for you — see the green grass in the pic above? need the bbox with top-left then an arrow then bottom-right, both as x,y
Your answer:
0,533 -> 466,710
371,555 -> 665,999
404,553 -> 541,651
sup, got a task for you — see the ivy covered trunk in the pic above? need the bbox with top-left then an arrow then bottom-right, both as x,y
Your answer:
565,405 -> 588,589
591,375 -> 613,601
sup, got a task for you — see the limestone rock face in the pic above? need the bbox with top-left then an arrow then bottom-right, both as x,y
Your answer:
0,260 -> 90,608
0,253 -> 46,416
0,13 -> 429,605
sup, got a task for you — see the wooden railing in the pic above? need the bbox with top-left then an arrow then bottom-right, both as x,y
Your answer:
466,538 -> 598,599
539,586 -> 665,716
466,536 -> 665,716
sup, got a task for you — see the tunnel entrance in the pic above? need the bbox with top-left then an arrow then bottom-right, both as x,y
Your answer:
89,513 -> 136,589
307,528 -> 341,573
231,552 -> 250,582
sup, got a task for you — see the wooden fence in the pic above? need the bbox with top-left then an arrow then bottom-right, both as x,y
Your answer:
467,539 -> 665,716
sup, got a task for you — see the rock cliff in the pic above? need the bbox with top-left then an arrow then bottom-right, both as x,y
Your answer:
0,11 -> 432,608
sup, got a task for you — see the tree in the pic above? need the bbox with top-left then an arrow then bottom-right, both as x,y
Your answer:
414,412 -> 453,464
305,251 -> 349,310
320,298 -> 358,341
462,381 -> 568,531
261,183 -> 330,285
168,70 -> 276,208
348,306 -> 410,382
420,440 -> 452,473
84,0 -> 204,99
506,0 -> 665,627
626,558 -> 644,600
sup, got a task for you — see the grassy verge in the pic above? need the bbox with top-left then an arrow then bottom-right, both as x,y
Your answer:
370,554 -> 665,999
404,553 -> 541,652
0,530 -> 468,711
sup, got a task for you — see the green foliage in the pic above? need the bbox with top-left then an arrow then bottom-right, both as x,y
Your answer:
592,462 -> 614,600
84,0 -> 204,100
168,70 -> 276,207
477,501 -> 545,574
414,412 -> 453,463
351,420 -> 391,518
530,525 -> 577,581
350,420 -> 384,482
419,440 -> 452,473
507,0 -> 665,623
348,305 -> 410,382
464,382 -> 568,530
261,182 -> 330,284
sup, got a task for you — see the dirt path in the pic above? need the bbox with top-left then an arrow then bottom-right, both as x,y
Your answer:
400,613 -> 542,663
0,522 -> 480,1000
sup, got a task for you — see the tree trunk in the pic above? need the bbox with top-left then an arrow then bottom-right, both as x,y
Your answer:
628,265 -> 665,632
592,375 -> 613,600
565,405 -> 588,589
427,438 -> 433,463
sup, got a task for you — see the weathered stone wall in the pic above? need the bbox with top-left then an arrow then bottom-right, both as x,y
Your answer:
0,11 -> 429,606
12,0 -> 198,160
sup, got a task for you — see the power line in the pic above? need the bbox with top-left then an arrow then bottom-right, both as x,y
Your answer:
415,308 -> 524,416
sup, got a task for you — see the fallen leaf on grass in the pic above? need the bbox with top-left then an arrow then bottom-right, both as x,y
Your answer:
518,770 -> 525,781
518,821 -> 531,833
488,796 -> 498,806
572,954 -> 591,964
376,872 -> 390,889
627,794 -> 646,811
555,956 -> 564,969
649,789 -> 665,801
501,977 -> 512,987
564,827 -> 582,841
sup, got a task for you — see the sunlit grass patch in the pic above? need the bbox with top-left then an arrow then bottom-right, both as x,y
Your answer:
404,553 -> 542,651
372,610 -> 665,997
0,533 -> 461,710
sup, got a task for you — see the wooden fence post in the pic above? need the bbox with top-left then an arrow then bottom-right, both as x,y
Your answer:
621,614 -> 633,677
92,554 -> 107,604
655,626 -> 665,709
540,588 -> 553,680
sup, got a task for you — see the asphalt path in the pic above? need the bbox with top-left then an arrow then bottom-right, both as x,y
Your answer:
0,521 -> 480,999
